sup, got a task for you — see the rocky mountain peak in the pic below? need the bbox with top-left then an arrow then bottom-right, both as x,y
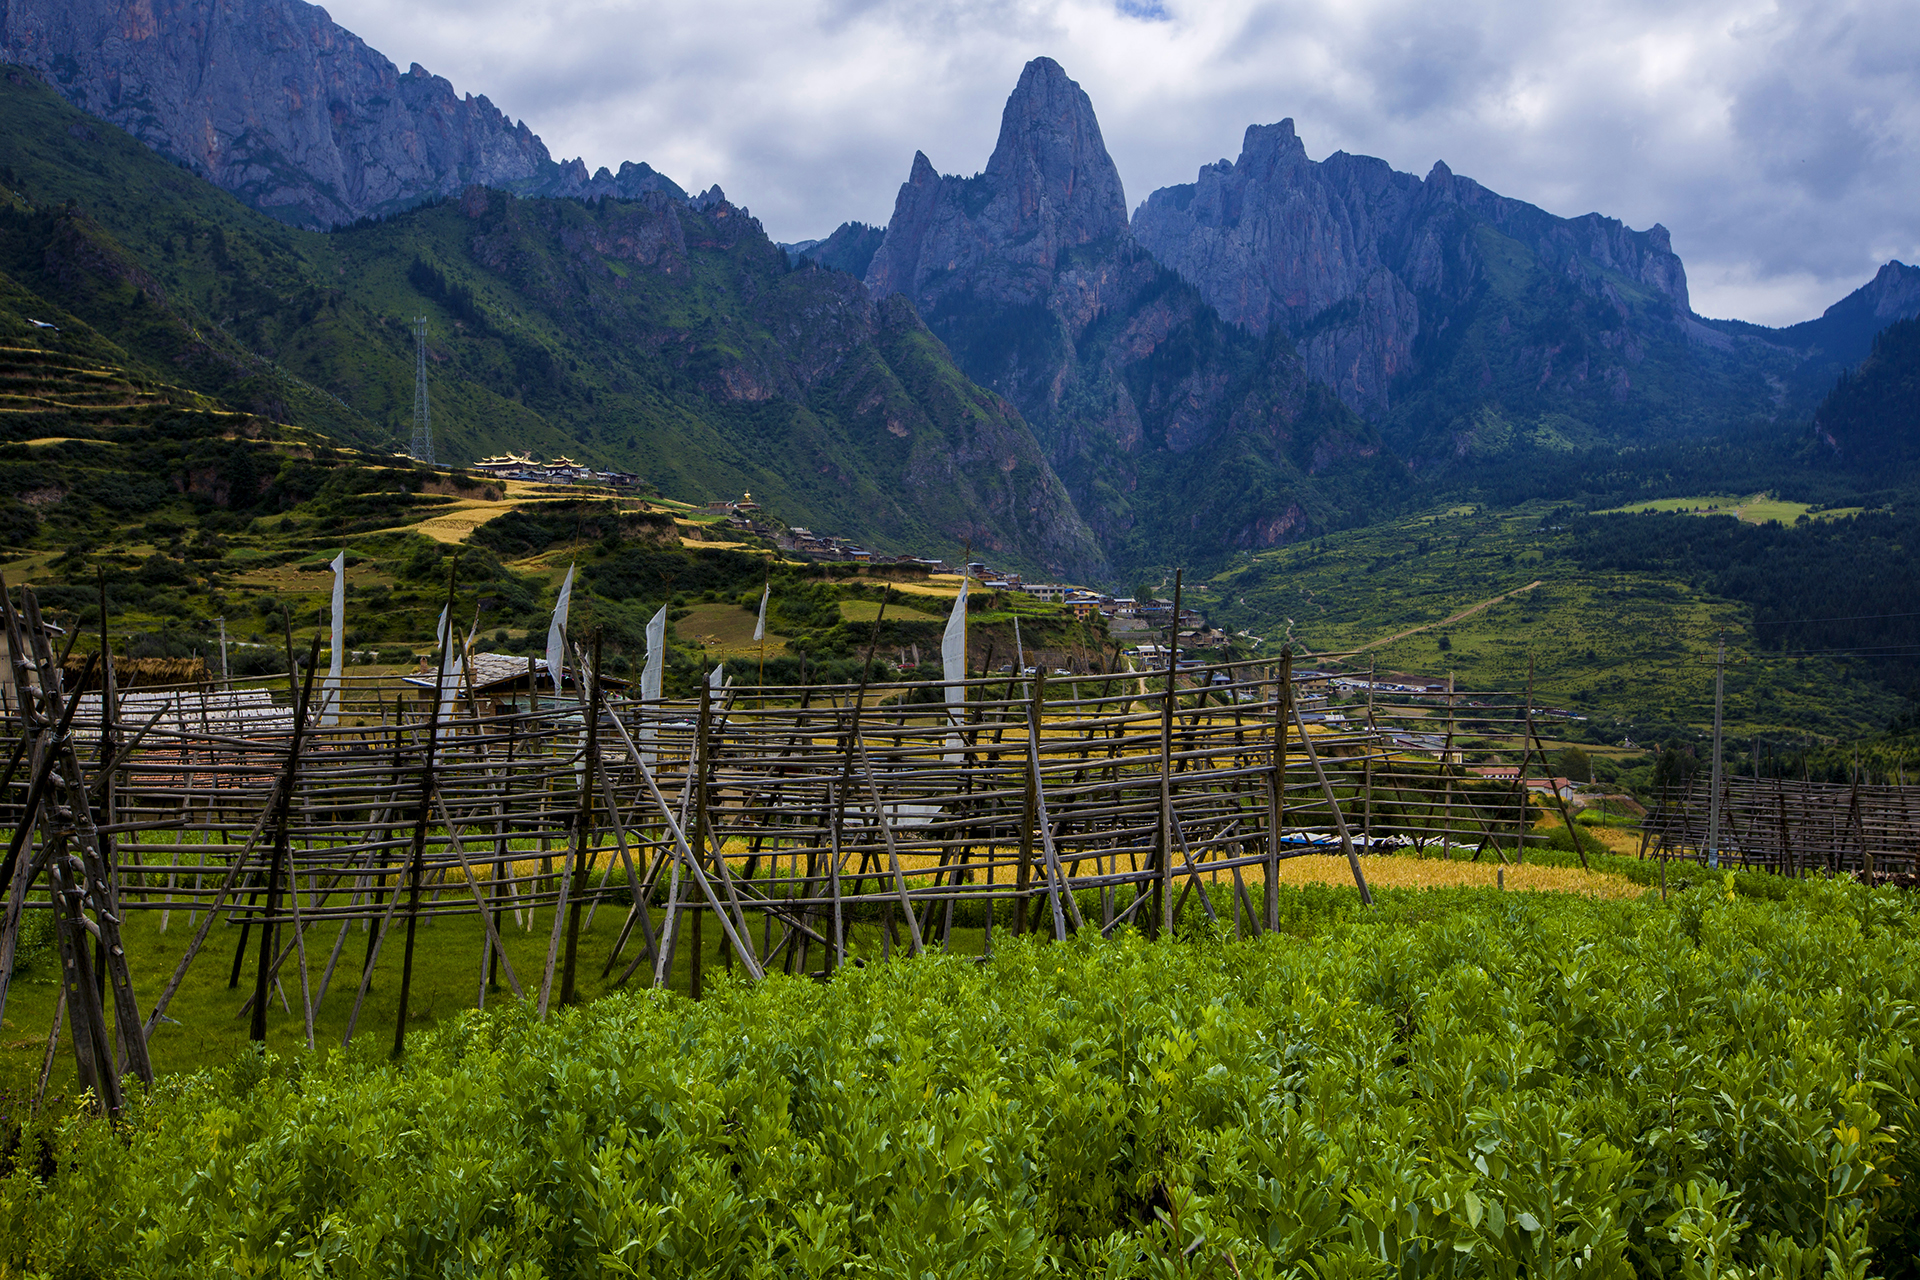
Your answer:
860,58 -> 1386,563
1133,120 -> 1698,423
981,56 -> 1128,246
866,58 -> 1127,310
1238,119 -> 1309,179
1861,260 -> 1920,319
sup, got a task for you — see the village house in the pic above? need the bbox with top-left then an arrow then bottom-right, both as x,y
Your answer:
1470,766 -> 1579,801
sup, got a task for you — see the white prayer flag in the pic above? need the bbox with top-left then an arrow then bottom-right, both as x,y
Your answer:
709,663 -> 725,691
642,604 -> 668,702
941,579 -> 969,759
321,551 -> 345,725
436,604 -> 461,724
941,579 -> 969,704
753,583 -> 769,642
545,564 -> 574,698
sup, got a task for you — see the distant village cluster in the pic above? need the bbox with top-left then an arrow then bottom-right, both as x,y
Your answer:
757,512 -> 1231,660
470,452 -> 641,489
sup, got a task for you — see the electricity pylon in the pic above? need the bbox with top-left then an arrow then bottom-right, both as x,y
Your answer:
409,316 -> 435,466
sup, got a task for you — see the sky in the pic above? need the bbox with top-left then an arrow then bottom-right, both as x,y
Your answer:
318,0 -> 1920,327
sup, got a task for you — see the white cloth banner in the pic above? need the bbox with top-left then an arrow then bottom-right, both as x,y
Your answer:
941,580 -> 969,759
546,564 -> 575,699
637,602 -> 669,763
941,579 -> 968,702
642,604 -> 668,702
753,584 -> 768,642
433,605 -> 461,725
321,551 -> 345,725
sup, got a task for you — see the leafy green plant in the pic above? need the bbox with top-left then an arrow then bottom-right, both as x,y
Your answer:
1,880 -> 1915,1278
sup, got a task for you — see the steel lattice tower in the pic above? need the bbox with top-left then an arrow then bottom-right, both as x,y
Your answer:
408,316 -> 436,466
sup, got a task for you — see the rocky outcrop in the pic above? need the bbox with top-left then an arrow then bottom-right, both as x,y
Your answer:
863,59 -> 1392,561
0,0 -> 683,228
1132,120 -> 1692,421
866,57 -> 1129,311
787,221 -> 886,280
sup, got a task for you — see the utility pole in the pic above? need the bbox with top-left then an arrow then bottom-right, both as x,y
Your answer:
1707,633 -> 1724,870
409,316 -> 436,466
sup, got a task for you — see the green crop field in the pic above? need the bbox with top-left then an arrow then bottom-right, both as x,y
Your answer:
3,875 -> 1915,1278
1595,493 -> 1864,524
838,596 -> 945,624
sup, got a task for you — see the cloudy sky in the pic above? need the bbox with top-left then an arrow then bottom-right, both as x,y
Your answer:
320,0 -> 1918,326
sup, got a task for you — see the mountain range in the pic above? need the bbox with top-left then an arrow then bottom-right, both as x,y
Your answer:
0,67 -> 1103,575
6,0 -> 1919,581
1130,122 -> 1920,466
0,0 -> 684,229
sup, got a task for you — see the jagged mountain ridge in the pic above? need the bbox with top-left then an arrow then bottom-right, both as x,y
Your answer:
785,222 -> 886,281
1131,121 -> 1691,421
0,0 -> 684,230
0,69 -> 1104,576
860,58 -> 1396,566
17,0 -> 1917,576
1130,121 -> 1920,469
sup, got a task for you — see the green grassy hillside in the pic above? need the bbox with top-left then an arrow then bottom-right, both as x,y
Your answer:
1209,500 -> 1906,745
0,325 -> 1103,691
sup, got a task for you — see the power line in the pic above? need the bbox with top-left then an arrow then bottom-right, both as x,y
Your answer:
1753,609 -> 1920,626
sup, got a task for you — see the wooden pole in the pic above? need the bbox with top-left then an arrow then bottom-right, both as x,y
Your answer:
1156,569 -> 1183,937
558,629 -> 602,1008
1291,694 -> 1372,906
394,558 -> 457,1054
1268,653 -> 1291,933
250,636 -> 319,1043
1707,634 -> 1725,870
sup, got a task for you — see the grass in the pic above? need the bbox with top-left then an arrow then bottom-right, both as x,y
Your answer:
1596,492 -> 1864,524
838,597 -> 944,623
0,891 -> 992,1097
1271,852 -> 1640,897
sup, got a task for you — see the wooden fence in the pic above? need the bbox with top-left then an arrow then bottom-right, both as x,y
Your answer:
1641,774 -> 1920,877
0,581 -> 1572,1111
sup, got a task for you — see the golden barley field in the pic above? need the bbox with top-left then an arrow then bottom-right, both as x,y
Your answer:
1270,853 -> 1642,898
468,848 -> 1640,900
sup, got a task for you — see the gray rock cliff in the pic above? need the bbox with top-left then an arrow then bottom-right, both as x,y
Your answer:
0,0 -> 683,228
1132,120 -> 1692,421
866,56 -> 1129,312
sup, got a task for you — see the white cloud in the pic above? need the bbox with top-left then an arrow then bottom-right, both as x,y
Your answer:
318,0 -> 1920,326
